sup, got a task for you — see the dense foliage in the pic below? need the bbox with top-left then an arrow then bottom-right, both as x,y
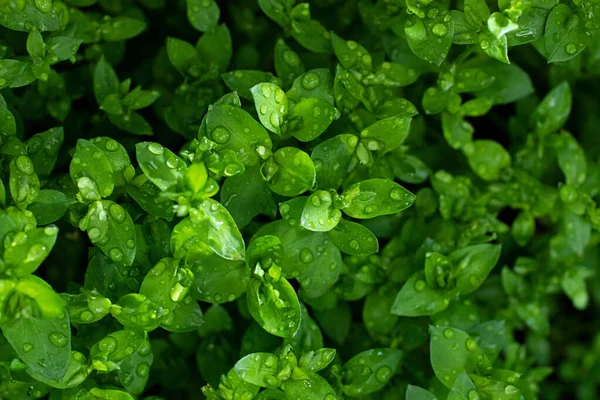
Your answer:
0,0 -> 600,399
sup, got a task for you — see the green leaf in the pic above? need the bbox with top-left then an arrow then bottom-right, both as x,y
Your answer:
360,116 -> 412,153
247,276 -> 301,338
275,38 -> 305,88
258,0 -> 294,27
80,200 -> 137,267
29,189 -> 76,225
290,4 -> 332,53
471,61 -> 533,104
405,6 -> 455,66
251,82 -> 289,135
287,69 -> 334,105
111,293 -> 165,331
196,23 -> 232,73
464,0 -> 490,28
221,164 -> 276,228
406,385 -> 438,400
391,273 -> 450,316
26,127 -> 63,178
126,178 -> 175,220
341,179 -> 415,219
136,142 -> 187,191
45,36 -> 82,63
222,70 -> 274,100
261,147 -> 315,196
342,348 -> 402,396
187,0 -> 220,32
139,258 -> 194,312
90,329 -> 146,372
205,104 -> 273,166
311,134 -> 358,190
0,0 -> 63,32
4,226 -> 57,276
448,244 -> 502,295
429,326 -> 481,388
234,352 -> 280,388
100,17 -> 147,41
530,81 -> 571,135
27,29 -> 45,59
62,290 -> 111,324
441,112 -> 474,150
300,191 -> 342,232
117,337 -> 153,394
544,4 -> 589,63
283,372 -> 338,399
285,97 -> 337,142
1,309 -> 70,382
479,31 -> 510,64
94,57 -> 120,106
331,33 -> 373,77
328,219 -> 378,256
9,155 -> 40,209
487,12 -> 519,38
462,140 -> 511,181
109,111 -> 154,135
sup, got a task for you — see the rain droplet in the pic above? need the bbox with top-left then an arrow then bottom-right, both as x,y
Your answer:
44,225 -> 58,236
136,362 -> 150,377
565,43 -> 577,55
301,72 -> 320,90
390,189 -> 405,200
346,40 -> 358,50
80,310 -> 94,322
88,228 -> 101,241
283,50 -> 300,66
270,112 -> 281,127
211,127 -> 230,144
109,248 -> 124,262
35,0 -> 52,14
300,248 -> 314,263
105,139 -> 119,151
22,343 -> 34,353
109,204 -> 125,222
48,332 -> 68,347
148,143 -> 164,155
349,240 -> 359,250
465,338 -> 477,351
376,366 -> 392,382
260,104 -> 268,115
443,328 -> 455,339
261,85 -> 272,98
15,155 -> 34,174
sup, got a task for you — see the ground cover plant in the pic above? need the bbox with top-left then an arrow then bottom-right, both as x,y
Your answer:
0,0 -> 600,399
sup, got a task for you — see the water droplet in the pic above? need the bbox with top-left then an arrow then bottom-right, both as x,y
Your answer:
301,72 -> 320,90
109,203 -> 125,223
468,390 -> 480,400
313,106 -> 321,117
166,156 -> 179,169
465,338 -> 477,351
565,43 -> 577,55
553,31 -> 561,42
270,112 -> 281,127
480,40 -> 489,50
22,343 -> 34,352
80,310 -> 94,322
261,85 -> 272,98
390,188 -> 406,200
48,332 -> 68,347
443,328 -> 455,339
148,143 -> 164,155
259,104 -> 268,115
105,139 -> 119,151
136,361 -> 150,377
364,204 -> 377,214
346,40 -> 358,50
15,155 -> 34,174
376,366 -> 392,382
274,88 -> 285,103
505,385 -> 519,395
35,0 -> 52,13
109,248 -> 124,262
349,239 -> 359,250
414,279 -> 426,292
211,127 -> 230,144
300,248 -> 314,263
44,225 -> 58,236
88,227 -> 101,241
283,50 -> 300,66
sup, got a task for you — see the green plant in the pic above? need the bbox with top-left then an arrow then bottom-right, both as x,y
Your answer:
0,0 -> 599,399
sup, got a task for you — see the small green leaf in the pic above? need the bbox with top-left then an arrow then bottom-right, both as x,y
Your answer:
234,352 -> 280,388
329,219 -> 378,256
261,147 -> 315,197
187,0 -> 220,32
405,6 -> 455,66
251,83 -> 288,135
300,191 -> 342,232
136,142 -> 187,192
342,179 -> 415,219
342,348 -> 402,396
429,326 -> 482,388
